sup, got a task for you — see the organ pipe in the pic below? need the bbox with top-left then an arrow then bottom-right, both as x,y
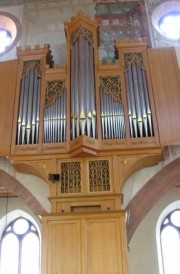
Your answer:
100,88 -> 125,140
124,53 -> 154,138
16,60 -> 41,145
70,27 -> 96,140
44,81 -> 66,143
15,14 -> 156,150
100,75 -> 125,140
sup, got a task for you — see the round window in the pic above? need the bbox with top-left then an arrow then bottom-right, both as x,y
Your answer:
151,1 -> 180,42
0,12 -> 21,57
0,28 -> 12,54
159,12 -> 180,40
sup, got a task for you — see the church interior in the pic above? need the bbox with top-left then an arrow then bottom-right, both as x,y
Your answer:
0,0 -> 180,274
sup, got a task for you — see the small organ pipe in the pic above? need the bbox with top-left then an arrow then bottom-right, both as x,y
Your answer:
100,88 -> 125,140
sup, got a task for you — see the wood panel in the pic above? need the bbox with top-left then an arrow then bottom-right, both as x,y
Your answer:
42,219 -> 82,274
147,48 -> 180,145
0,60 -> 18,156
86,218 -> 122,274
41,212 -> 129,274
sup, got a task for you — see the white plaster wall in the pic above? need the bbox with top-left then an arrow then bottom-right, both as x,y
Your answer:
0,197 -> 42,236
175,46 -> 180,67
0,0 -> 95,66
122,145 -> 180,209
128,187 -> 180,274
0,157 -> 50,212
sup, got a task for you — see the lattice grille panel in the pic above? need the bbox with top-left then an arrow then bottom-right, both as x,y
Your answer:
89,160 -> 110,192
60,162 -> 81,193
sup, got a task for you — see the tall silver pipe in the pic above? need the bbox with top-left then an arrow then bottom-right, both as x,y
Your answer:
137,66 -> 148,136
26,69 -> 34,144
78,34 -> 86,135
89,44 -> 96,138
74,40 -> 80,138
100,88 -> 105,139
85,40 -> 91,137
63,89 -> 66,141
125,71 -> 133,137
142,70 -> 153,136
104,91 -> 108,139
17,77 -> 25,145
126,66 -> 138,137
31,74 -> 39,144
21,72 -> 30,144
35,81 -> 40,144
70,34 -> 96,139
70,43 -> 75,139
132,62 -> 143,137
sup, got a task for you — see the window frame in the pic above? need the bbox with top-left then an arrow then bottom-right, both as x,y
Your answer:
156,201 -> 180,274
0,211 -> 41,274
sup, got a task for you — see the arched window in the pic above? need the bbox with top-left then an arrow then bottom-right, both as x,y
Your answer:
0,217 -> 40,274
157,205 -> 180,274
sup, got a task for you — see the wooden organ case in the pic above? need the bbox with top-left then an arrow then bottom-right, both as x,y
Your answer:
7,10 -> 178,274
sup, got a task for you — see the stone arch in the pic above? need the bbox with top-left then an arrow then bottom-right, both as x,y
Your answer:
126,157 -> 180,243
0,169 -> 47,215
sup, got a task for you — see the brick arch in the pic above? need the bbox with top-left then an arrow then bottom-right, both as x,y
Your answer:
0,169 -> 47,215
126,157 -> 180,243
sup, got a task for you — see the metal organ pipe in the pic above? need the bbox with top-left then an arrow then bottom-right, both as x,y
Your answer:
70,30 -> 96,139
142,70 -> 153,136
16,65 -> 41,145
124,53 -> 154,138
100,88 -> 125,140
43,88 -> 66,143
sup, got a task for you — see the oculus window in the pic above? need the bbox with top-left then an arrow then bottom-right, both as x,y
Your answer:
0,29 -> 12,54
152,1 -> 180,42
0,12 -> 21,57
159,12 -> 180,40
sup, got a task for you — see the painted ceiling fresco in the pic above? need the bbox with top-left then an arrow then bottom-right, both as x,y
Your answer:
95,1 -> 150,62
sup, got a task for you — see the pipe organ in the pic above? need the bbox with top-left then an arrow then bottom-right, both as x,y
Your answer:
8,11 -> 170,274
11,12 -> 160,156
